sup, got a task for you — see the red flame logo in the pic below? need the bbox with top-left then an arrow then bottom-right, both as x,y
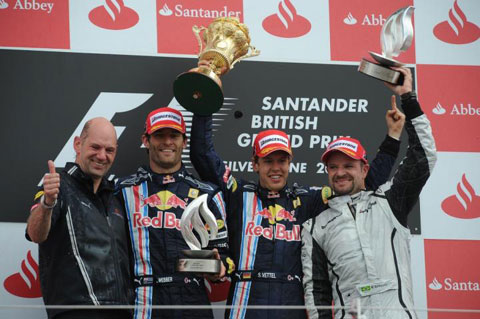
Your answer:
205,277 -> 231,302
441,174 -> 480,219
433,0 -> 480,44
3,250 -> 42,298
89,0 -> 139,30
262,0 -> 311,38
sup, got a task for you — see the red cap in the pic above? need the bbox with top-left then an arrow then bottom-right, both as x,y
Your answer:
145,107 -> 186,135
253,130 -> 292,158
321,137 -> 368,164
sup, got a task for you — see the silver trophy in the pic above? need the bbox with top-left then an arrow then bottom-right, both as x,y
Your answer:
358,6 -> 414,84
176,194 -> 221,274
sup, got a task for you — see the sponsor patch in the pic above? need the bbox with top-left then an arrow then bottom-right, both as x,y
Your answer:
33,190 -> 44,201
188,188 -> 199,199
150,111 -> 182,126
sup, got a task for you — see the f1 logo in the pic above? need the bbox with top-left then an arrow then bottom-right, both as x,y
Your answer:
54,92 -> 153,169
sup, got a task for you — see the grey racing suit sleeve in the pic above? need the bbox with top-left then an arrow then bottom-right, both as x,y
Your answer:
381,98 -> 437,226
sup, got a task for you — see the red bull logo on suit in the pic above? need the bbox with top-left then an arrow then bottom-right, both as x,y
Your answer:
132,211 -> 181,230
141,190 -> 188,210
246,204 -> 300,241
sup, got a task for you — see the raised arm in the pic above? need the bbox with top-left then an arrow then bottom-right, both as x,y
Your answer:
190,115 -> 232,194
26,160 -> 60,243
383,67 -> 437,226
364,94 -> 405,190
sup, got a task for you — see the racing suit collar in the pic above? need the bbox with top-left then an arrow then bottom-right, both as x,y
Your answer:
143,164 -> 190,185
328,189 -> 370,208
256,183 -> 292,200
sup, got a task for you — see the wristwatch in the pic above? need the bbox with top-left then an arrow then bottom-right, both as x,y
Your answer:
401,91 -> 417,102
41,195 -> 57,210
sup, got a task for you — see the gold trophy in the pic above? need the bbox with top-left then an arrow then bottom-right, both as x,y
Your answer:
173,17 -> 260,115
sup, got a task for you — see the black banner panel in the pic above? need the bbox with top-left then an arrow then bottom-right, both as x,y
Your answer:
0,49 -> 419,232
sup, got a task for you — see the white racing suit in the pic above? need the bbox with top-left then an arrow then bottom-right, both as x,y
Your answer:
302,98 -> 437,319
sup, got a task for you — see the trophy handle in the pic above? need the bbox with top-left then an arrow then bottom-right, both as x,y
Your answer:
193,25 -> 207,55
230,45 -> 260,69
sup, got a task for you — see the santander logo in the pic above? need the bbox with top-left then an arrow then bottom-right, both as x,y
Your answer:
159,3 -> 172,16
441,174 -> 480,219
433,0 -> 480,44
343,12 -> 357,25
428,276 -> 480,291
3,250 -> 42,298
432,103 -> 447,115
262,0 -> 311,38
89,0 -> 139,30
429,277 -> 443,290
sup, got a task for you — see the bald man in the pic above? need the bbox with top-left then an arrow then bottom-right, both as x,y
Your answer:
26,118 -> 134,319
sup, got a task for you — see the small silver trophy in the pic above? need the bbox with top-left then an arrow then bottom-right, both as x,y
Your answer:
177,194 -> 221,274
358,6 -> 414,84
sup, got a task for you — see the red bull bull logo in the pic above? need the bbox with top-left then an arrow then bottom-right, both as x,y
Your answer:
255,208 -> 275,224
254,204 -> 296,224
276,208 -> 296,222
141,191 -> 187,210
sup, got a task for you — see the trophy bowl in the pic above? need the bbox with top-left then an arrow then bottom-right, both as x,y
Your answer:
174,17 -> 260,116
358,6 -> 414,85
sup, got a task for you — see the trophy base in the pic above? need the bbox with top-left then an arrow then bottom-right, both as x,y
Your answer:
368,51 -> 404,67
173,68 -> 224,116
177,250 -> 220,274
358,59 -> 404,85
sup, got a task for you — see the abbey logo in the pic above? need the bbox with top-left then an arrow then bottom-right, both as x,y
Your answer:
8,0 -> 54,13
343,12 -> 386,26
262,0 -> 311,38
433,0 -> 480,44
432,102 -> 480,117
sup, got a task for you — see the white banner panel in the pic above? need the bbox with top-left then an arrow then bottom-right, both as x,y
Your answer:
420,152 -> 480,240
243,0 -> 330,63
0,222 -> 46,319
415,0 -> 480,65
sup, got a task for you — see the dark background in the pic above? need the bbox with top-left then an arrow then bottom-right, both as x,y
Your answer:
0,49 -> 419,232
